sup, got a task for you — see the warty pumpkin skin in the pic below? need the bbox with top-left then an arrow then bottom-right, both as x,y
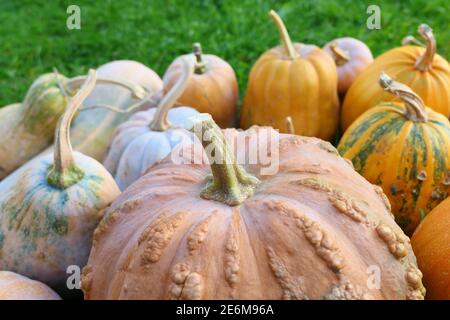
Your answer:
83,113 -> 424,300
411,197 -> 450,300
163,43 -> 238,128
240,10 -> 339,140
104,58 -> 199,191
0,271 -> 61,300
341,24 -> 450,130
0,70 -> 120,291
338,73 -> 450,235
323,37 -> 374,96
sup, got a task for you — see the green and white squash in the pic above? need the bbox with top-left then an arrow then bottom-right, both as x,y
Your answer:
0,70 -> 120,291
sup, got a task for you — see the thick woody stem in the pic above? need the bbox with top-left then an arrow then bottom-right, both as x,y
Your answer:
47,69 -> 97,189
329,42 -> 351,66
192,43 -> 207,74
286,116 -> 295,134
379,72 -> 428,122
415,24 -> 436,71
186,113 -> 260,206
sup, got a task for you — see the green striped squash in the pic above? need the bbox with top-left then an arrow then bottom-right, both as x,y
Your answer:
338,73 -> 450,235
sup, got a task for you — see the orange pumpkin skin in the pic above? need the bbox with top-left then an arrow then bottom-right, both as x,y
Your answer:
240,11 -> 339,140
163,43 -> 238,128
412,197 -> 450,300
0,271 -> 61,300
341,24 -> 450,130
83,115 -> 424,300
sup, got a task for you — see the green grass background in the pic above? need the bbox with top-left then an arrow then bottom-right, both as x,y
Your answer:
0,0 -> 449,107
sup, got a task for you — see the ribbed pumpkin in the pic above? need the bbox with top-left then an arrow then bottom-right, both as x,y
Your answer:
240,10 -> 339,140
323,37 -> 373,96
341,24 -> 450,130
163,43 -> 238,128
104,58 -> 199,191
338,73 -> 450,235
82,113 -> 424,300
0,71 -> 120,291
411,197 -> 450,300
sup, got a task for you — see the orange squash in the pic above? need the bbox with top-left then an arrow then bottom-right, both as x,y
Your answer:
82,114 -> 424,300
0,271 -> 61,300
240,10 -> 339,140
412,197 -> 450,300
163,43 -> 238,128
342,24 -> 450,130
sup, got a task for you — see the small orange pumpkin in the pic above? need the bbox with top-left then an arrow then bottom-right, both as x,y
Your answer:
0,271 -> 61,300
412,197 -> 450,300
162,43 -> 238,128
240,10 -> 339,140
341,24 -> 450,130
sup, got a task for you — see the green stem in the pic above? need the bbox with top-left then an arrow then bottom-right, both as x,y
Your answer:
47,69 -> 97,189
150,57 -> 194,131
415,24 -> 436,72
379,72 -> 428,122
185,113 -> 260,206
269,10 -> 299,59
192,42 -> 207,74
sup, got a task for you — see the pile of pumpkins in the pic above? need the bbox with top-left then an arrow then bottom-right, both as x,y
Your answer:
0,9 -> 449,300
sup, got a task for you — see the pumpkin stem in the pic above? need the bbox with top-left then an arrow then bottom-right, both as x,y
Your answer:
401,35 -> 425,47
64,75 -> 149,100
269,10 -> 299,59
415,24 -> 436,71
379,72 -> 428,122
329,42 -> 350,66
186,113 -> 261,206
150,57 -> 194,131
286,116 -> 295,134
47,69 -> 97,189
192,43 -> 207,74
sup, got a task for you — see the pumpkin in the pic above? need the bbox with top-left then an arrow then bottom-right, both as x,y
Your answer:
0,62 -> 159,181
72,60 -> 164,161
162,43 -> 238,128
411,197 -> 450,300
341,24 -> 450,130
104,58 -> 199,191
338,73 -> 450,235
323,37 -> 373,96
240,10 -> 339,140
0,271 -> 61,300
0,70 -> 120,291
82,113 -> 424,300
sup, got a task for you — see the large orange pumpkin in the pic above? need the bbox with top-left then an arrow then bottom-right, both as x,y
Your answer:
341,24 -> 450,130
240,10 -> 339,140
163,43 -> 238,128
338,73 -> 450,235
412,197 -> 450,300
82,114 -> 424,300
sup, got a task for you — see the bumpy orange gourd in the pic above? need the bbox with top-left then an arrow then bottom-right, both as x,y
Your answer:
163,43 -> 238,128
82,114 -> 424,300
341,24 -> 450,130
240,10 -> 339,140
412,197 -> 450,300
338,73 -> 450,235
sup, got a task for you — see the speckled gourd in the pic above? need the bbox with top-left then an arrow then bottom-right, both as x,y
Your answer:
83,113 -> 424,300
0,271 -> 61,300
338,73 -> 450,235
0,70 -> 120,290
104,58 -> 199,191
